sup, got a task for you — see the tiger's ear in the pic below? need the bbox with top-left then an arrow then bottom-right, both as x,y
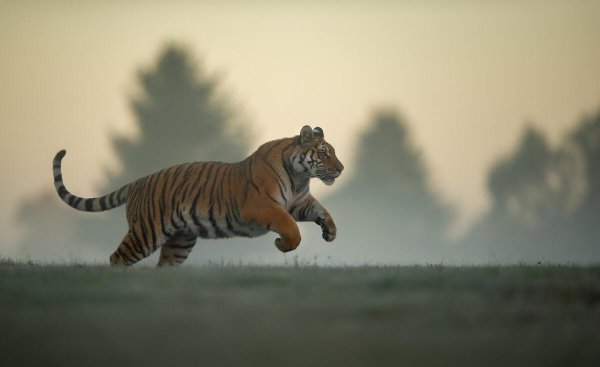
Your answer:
313,127 -> 324,139
300,125 -> 315,146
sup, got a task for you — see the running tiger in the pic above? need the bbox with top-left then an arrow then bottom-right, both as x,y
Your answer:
53,125 -> 344,266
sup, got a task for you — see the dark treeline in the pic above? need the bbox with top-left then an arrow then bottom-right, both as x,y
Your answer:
15,44 -> 600,264
458,115 -> 600,264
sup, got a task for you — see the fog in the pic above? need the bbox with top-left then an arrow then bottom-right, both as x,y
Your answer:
3,1 -> 600,265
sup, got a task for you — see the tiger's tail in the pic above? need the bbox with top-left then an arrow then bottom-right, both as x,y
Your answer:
53,150 -> 129,212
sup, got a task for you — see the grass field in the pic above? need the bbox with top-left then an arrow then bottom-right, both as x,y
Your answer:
1,261 -> 599,366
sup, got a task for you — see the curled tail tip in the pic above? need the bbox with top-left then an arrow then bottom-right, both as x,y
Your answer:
56,149 -> 67,160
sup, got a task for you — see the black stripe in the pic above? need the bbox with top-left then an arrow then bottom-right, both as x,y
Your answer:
297,181 -> 309,195
99,196 -> 107,211
170,163 -> 189,189
54,174 -> 62,183
154,173 -> 170,237
225,214 -> 235,235
117,249 -> 136,264
208,206 -> 227,238
176,209 -> 186,228
67,195 -> 76,206
159,168 -> 174,236
227,163 -> 236,205
133,212 -> 150,255
217,164 -> 231,213
125,248 -> 142,261
108,191 -> 116,207
236,164 -> 249,205
245,158 -> 260,193
191,163 -> 214,205
206,164 -> 226,238
179,163 -> 199,200
229,198 -> 247,233
126,184 -> 141,216
208,165 -> 225,204
160,226 -> 170,239
170,213 -> 182,231
141,210 -> 156,252
282,164 -> 296,193
121,238 -> 143,261
278,183 -> 288,205
190,211 -> 209,238
129,228 -> 146,257
167,243 -> 196,249
289,203 -> 300,216
225,213 -> 250,237
57,185 -> 68,198
117,186 -> 127,203
170,206 -> 184,231
281,141 -> 297,192
170,164 -> 192,229
189,164 -> 214,237
165,165 -> 186,214
226,167 -> 254,236
307,201 -> 316,219
262,158 -> 287,189
145,174 -> 160,249
215,165 -> 228,214
300,202 -> 311,221
266,192 -> 279,205
85,199 -> 93,211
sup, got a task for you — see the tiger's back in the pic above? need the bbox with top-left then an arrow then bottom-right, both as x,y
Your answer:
126,160 -> 270,241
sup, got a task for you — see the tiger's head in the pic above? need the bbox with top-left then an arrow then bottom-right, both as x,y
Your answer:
291,125 -> 344,186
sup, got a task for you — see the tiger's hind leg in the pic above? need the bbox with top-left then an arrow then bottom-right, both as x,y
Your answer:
157,233 -> 197,267
109,231 -> 165,266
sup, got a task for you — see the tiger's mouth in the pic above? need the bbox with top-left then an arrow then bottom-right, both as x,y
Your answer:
319,173 -> 340,186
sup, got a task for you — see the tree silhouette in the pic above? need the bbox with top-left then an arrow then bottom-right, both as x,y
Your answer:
78,44 -> 250,256
321,110 -> 453,263
15,44 -> 249,262
460,127 -> 555,262
487,127 -> 559,227
104,44 -> 248,189
569,112 -> 600,224
562,110 -> 600,257
460,113 -> 599,263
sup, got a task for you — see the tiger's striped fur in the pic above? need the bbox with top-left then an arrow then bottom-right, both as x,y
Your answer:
53,126 -> 344,266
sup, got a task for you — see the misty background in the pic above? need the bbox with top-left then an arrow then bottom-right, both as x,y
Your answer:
2,1 -> 600,264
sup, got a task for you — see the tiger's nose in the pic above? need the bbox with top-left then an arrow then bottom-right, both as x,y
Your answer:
336,162 -> 344,174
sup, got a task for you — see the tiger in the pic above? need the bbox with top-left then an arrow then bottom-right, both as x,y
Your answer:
52,125 -> 344,266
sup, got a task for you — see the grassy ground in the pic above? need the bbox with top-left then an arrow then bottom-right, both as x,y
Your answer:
1,262 -> 599,367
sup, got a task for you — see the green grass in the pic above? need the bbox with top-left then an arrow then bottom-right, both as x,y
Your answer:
1,262 -> 599,366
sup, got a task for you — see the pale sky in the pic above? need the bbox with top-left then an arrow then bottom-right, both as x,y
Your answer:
1,0 -> 600,251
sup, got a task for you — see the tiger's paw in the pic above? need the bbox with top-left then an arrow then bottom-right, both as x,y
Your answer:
322,224 -> 336,242
317,217 -> 337,242
322,229 -> 336,242
275,238 -> 293,253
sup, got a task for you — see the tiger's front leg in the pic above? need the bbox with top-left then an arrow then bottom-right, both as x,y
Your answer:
243,205 -> 302,253
290,195 -> 337,242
